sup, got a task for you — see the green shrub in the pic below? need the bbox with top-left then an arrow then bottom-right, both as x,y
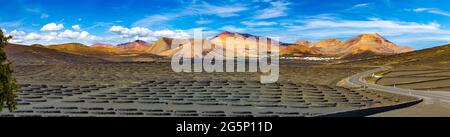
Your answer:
0,29 -> 18,112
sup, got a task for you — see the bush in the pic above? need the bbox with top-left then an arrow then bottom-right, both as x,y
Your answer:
0,29 -> 18,112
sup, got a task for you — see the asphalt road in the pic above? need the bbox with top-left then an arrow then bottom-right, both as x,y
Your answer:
348,66 -> 450,103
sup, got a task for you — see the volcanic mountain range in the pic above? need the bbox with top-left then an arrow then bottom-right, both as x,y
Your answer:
5,31 -> 414,64
96,32 -> 412,58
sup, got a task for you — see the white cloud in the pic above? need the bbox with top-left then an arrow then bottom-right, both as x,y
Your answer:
253,0 -> 273,2
413,8 -> 450,17
13,29 -> 96,43
109,26 -> 128,33
133,15 -> 172,27
302,13 -> 339,20
5,28 -> 100,44
109,26 -> 152,37
220,25 -> 245,32
8,30 -> 26,37
72,25 -> 81,30
132,1 -> 248,28
241,21 -> 278,26
126,27 -> 152,37
254,0 -> 290,19
109,26 -> 189,40
153,30 -> 189,38
291,18 -> 440,30
85,22 -> 115,30
24,33 -> 41,40
352,3 -> 369,8
9,39 -> 24,43
40,23 -> 64,31
133,1 -> 248,28
58,30 -> 81,39
189,2 -> 249,17
278,18 -> 450,49
58,30 -> 95,40
6,30 -> 27,43
41,32 -> 58,41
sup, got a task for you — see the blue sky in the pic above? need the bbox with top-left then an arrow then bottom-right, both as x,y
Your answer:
1,0 -> 450,49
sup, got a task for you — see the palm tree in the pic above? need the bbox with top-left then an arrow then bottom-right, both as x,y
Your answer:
0,29 -> 18,112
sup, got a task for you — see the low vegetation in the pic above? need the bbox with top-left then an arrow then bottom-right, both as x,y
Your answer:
0,29 -> 18,112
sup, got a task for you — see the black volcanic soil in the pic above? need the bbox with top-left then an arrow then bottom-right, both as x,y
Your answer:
13,61 -> 370,86
5,44 -> 108,65
0,61 -> 405,117
348,44 -> 450,68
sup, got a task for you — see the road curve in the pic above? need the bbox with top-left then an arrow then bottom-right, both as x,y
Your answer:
348,66 -> 450,103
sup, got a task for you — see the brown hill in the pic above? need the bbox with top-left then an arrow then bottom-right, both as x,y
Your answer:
47,43 -> 121,56
116,40 -> 152,51
340,50 -> 390,60
5,32 -> 413,63
304,33 -> 413,59
279,44 -> 320,57
46,43 -> 160,62
91,43 -> 115,48
307,38 -> 344,55
210,31 -> 321,57
158,38 -> 214,58
348,43 -> 450,67
341,34 -> 412,54
295,40 -> 312,46
159,32 -> 322,58
92,39 -> 172,54
148,37 -> 173,54
211,31 -> 290,47
4,43 -> 108,65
